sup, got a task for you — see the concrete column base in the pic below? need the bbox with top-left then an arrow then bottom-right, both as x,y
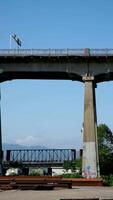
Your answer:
82,142 -> 97,178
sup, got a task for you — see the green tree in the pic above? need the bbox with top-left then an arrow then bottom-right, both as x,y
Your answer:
63,161 -> 73,172
97,124 -> 113,175
63,159 -> 82,174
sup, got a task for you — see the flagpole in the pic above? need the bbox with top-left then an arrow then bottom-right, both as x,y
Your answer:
10,35 -> 12,49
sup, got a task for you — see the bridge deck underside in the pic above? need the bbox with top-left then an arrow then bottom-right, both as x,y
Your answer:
0,55 -> 113,83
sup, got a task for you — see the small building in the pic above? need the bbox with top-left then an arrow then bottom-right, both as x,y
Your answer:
51,167 -> 72,176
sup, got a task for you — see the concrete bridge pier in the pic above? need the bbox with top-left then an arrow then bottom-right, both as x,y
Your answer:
82,75 -> 99,178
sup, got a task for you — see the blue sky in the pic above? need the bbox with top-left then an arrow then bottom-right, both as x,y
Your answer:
0,0 -> 113,148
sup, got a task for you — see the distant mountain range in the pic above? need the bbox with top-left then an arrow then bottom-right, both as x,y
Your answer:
2,143 -> 47,150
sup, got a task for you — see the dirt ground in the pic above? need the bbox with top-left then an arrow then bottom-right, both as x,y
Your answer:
0,186 -> 113,200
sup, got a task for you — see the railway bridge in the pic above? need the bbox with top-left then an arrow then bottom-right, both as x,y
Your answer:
0,48 -> 113,177
3,149 -> 77,168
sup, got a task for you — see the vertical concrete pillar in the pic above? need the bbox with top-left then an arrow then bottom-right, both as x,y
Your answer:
82,75 -> 99,178
0,87 -> 2,175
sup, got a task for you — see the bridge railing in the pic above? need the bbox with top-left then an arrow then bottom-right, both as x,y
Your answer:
0,49 -> 113,56
90,48 -> 113,56
0,49 -> 84,56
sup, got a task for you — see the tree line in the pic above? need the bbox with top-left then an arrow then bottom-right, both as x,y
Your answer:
63,123 -> 113,176
98,124 -> 113,175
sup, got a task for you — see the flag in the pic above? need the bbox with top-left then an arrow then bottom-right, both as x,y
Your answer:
16,38 -> 21,46
12,34 -> 22,46
12,34 -> 16,40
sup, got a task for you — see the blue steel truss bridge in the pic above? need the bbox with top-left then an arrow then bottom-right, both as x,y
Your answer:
3,149 -> 78,168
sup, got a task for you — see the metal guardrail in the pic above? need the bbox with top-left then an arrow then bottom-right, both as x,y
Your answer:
0,48 -> 113,56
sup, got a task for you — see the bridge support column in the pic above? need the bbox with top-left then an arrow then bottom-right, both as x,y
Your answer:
82,75 -> 99,178
0,87 -> 2,175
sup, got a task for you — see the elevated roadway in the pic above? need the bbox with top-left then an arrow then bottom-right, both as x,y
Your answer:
0,48 -> 113,83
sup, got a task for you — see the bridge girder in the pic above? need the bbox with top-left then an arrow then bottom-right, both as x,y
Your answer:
0,54 -> 113,83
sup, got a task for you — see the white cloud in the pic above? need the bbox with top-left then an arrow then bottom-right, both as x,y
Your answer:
13,135 -> 43,146
12,134 -> 82,149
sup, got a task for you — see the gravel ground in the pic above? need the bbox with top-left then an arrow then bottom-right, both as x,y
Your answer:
0,187 -> 113,200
